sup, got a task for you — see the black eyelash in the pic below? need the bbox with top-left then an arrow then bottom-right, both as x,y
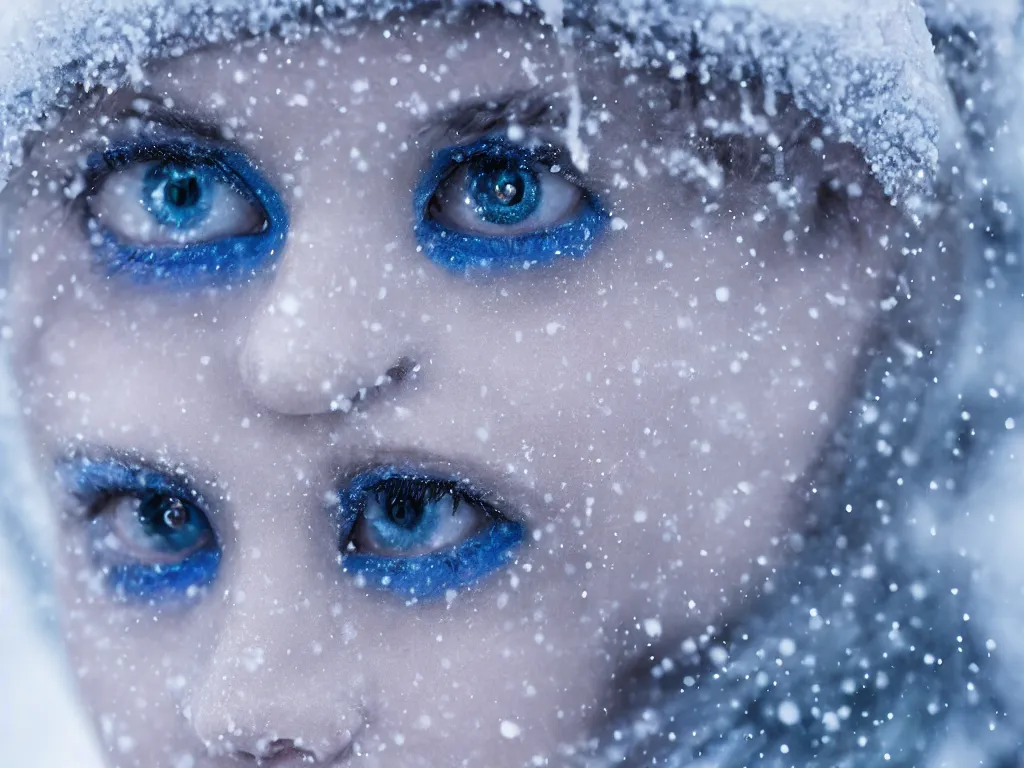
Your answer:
426,137 -> 582,207
58,116 -> 244,215
83,140 -> 232,193
367,476 -> 464,515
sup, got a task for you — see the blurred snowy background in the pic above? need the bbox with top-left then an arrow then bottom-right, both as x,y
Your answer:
0,535 -> 101,766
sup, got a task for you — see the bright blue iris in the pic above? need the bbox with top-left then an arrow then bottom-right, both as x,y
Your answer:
60,456 -> 221,602
142,161 -> 215,230
363,486 -> 445,552
467,157 -> 540,226
85,139 -> 288,287
337,467 -> 525,601
414,136 -> 607,275
127,491 -> 210,552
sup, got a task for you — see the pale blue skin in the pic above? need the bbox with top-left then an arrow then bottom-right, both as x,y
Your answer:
67,125 -> 594,601
2,13 -> 896,767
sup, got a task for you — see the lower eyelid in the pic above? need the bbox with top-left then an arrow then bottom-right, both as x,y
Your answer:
104,548 -> 222,602
343,519 -> 526,600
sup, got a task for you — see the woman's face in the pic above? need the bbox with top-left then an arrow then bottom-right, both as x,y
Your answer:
3,9 -> 895,767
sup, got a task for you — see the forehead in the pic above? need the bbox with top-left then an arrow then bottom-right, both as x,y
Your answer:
148,11 -> 569,129
19,9 -> 630,185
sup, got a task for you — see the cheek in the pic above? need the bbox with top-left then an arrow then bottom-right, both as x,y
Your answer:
11,275 -> 267,451
54,537 -> 210,759
4,201 -> 91,338
440,240 -> 883,468
361,595 -> 614,761
421,212 -> 890,628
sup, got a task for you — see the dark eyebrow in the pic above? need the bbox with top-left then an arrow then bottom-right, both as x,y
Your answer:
417,89 -> 568,142
116,89 -> 567,147
112,93 -> 226,143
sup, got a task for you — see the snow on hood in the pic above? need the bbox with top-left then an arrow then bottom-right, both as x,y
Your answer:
0,0 -> 973,205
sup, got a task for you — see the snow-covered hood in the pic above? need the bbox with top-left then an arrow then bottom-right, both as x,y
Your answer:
0,0 -> 1002,204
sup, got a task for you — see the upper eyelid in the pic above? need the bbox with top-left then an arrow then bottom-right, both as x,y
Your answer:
72,99 -> 259,189
340,468 -> 509,519
110,90 -> 566,157
338,451 -> 540,524
431,135 -> 573,171
84,129 -> 242,178
57,449 -> 216,510
79,91 -> 567,190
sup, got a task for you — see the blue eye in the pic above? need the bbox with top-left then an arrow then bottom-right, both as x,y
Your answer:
465,155 -> 541,226
337,468 -> 525,600
142,161 -> 216,230
414,136 -> 607,274
60,457 -> 221,602
84,140 -> 288,287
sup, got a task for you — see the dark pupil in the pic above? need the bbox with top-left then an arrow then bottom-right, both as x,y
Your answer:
468,157 -> 539,226
490,172 -> 524,206
383,494 -> 424,530
138,494 -> 191,535
164,174 -> 202,209
143,161 -> 214,231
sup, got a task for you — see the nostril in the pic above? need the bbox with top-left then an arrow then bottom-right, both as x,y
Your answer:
242,737 -> 315,765
384,355 -> 418,386
345,355 -> 420,411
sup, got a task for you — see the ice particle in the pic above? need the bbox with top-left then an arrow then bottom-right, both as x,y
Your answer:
778,700 -> 801,726
500,720 -> 522,739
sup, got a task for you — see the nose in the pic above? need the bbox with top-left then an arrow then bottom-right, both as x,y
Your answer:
239,216 -> 430,416
188,554 -> 366,764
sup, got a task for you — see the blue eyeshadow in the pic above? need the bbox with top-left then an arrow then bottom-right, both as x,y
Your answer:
336,464 -> 526,601
61,455 -> 221,603
105,547 -> 221,601
413,136 -> 608,275
84,139 -> 288,288
343,520 -> 524,600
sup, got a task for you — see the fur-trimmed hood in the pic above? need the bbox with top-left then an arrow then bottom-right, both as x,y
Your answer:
0,2 -> 1023,767
0,0 -> 984,200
